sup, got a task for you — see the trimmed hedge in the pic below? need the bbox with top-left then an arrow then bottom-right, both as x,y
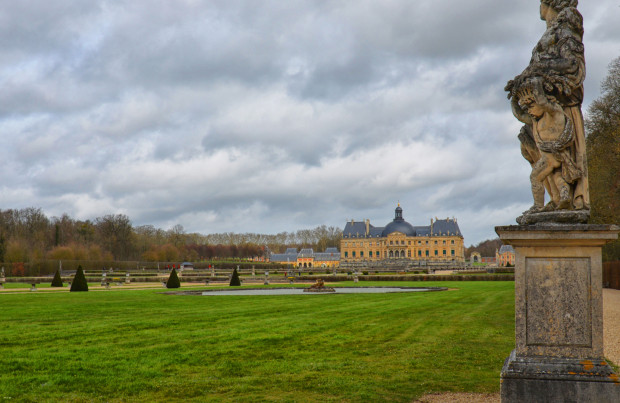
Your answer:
166,268 -> 181,289
229,268 -> 241,286
51,269 -> 63,287
70,266 -> 89,292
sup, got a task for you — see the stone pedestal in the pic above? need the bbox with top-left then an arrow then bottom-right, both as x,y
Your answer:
496,224 -> 620,403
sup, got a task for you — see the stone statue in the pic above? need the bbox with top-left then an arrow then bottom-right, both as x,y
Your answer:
506,0 -> 589,224
303,278 -> 335,293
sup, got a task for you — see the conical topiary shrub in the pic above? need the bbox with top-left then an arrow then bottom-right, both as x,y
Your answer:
229,267 -> 241,286
166,268 -> 181,289
70,266 -> 88,292
51,268 -> 63,287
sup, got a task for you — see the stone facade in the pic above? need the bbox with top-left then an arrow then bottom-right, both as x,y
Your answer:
496,245 -> 516,266
340,205 -> 465,267
496,224 -> 620,402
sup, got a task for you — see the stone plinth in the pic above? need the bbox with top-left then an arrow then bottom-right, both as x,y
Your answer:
495,224 -> 620,403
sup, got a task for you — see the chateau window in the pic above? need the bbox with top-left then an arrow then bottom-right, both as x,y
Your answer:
369,251 -> 372,257
426,241 -> 429,245
345,252 -> 348,258
443,250 -> 446,255
376,250 -> 379,257
418,250 -> 422,257
451,240 -> 455,245
434,250 -> 438,256
425,250 -> 429,257
408,250 -> 411,257
451,250 -> 455,256
352,251 -> 356,257
408,241 -> 411,245
443,240 -> 446,245
360,251 -> 364,258
345,242 -> 348,247
390,241 -> 393,245
434,241 -> 438,245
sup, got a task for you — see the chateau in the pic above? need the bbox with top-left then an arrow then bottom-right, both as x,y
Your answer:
340,204 -> 465,267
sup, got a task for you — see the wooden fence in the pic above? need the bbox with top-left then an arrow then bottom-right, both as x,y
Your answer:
603,261 -> 620,290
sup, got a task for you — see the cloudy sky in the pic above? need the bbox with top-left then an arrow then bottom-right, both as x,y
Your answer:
1,0 -> 619,246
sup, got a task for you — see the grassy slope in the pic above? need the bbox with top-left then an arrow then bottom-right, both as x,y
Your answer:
0,281 -> 514,402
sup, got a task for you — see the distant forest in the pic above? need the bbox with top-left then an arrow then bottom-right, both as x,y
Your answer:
464,238 -> 503,259
0,207 -> 342,264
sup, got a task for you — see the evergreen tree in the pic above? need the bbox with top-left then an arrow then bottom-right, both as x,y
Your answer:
166,268 -> 181,289
70,265 -> 88,292
229,267 -> 241,286
51,268 -> 63,287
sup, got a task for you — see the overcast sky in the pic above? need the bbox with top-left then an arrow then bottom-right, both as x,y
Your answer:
1,0 -> 619,246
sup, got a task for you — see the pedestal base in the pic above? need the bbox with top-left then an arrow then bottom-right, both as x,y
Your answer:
501,350 -> 620,403
496,224 -> 620,402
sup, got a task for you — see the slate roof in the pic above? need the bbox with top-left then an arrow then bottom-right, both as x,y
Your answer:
498,245 -> 515,254
342,221 -> 383,238
413,226 -> 431,236
343,209 -> 463,239
314,251 -> 340,261
381,220 -> 416,237
431,219 -> 462,237
298,248 -> 314,257
270,250 -> 299,262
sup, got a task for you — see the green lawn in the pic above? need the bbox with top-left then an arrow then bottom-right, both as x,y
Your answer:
0,281 -> 515,402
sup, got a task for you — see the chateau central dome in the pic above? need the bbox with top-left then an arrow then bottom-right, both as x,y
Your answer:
381,205 -> 416,237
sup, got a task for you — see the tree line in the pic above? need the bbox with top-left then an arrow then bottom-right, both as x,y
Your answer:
586,56 -> 620,261
0,208 -> 342,265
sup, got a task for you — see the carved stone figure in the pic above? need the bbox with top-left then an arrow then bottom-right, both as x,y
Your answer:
303,278 -> 335,292
506,0 -> 589,224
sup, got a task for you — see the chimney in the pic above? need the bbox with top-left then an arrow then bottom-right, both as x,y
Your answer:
365,219 -> 370,236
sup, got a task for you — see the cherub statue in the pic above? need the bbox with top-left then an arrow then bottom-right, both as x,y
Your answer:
511,78 -> 582,213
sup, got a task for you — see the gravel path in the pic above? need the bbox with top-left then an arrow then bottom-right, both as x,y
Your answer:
415,288 -> 620,403
603,287 -> 620,366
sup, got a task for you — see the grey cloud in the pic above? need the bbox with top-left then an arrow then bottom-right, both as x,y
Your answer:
1,0 -> 619,245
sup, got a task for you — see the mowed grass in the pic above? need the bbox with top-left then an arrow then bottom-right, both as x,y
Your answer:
0,281 -> 514,402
